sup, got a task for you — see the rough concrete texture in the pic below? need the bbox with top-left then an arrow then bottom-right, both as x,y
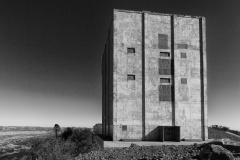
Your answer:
102,9 -> 207,141
113,10 -> 142,140
174,16 -> 202,140
144,13 -> 173,141
103,139 -> 213,148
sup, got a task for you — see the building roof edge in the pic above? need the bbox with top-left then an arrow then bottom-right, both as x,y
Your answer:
114,9 -> 204,19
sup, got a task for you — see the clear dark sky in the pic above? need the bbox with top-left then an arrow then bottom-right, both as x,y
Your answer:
0,0 -> 239,130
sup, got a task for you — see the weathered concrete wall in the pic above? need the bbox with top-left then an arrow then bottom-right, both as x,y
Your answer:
144,13 -> 173,141
113,10 -> 143,140
102,9 -> 207,141
174,16 -> 202,140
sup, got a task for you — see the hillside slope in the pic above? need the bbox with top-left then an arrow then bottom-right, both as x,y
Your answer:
209,128 -> 240,142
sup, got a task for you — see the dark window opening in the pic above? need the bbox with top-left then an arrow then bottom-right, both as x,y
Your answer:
177,44 -> 188,49
127,48 -> 135,54
159,59 -> 172,75
160,78 -> 171,84
160,52 -> 170,57
181,52 -> 187,58
159,69 -> 171,75
122,125 -> 127,131
127,75 -> 135,80
159,85 -> 173,101
158,34 -> 168,49
181,78 -> 187,84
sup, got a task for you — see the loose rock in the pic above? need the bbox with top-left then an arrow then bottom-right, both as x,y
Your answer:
199,144 -> 234,160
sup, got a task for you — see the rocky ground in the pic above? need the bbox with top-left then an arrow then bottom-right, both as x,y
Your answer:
77,143 -> 240,160
76,128 -> 240,160
77,144 -> 200,160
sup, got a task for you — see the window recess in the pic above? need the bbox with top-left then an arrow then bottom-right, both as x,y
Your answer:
127,75 -> 135,80
160,52 -> 170,57
158,34 -> 168,49
181,78 -> 187,84
159,85 -> 173,101
160,78 -> 171,84
127,48 -> 135,54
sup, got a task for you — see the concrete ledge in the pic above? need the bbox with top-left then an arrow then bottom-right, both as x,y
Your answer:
121,139 -> 142,142
184,139 -> 202,142
94,135 -> 213,148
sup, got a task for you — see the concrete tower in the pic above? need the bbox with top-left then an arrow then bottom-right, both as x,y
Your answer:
102,9 -> 207,141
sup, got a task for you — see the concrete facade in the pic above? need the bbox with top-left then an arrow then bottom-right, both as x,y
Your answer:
102,9 -> 208,141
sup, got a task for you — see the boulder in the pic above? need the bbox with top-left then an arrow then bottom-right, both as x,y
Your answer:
199,144 -> 234,160
209,139 -> 224,146
129,143 -> 139,148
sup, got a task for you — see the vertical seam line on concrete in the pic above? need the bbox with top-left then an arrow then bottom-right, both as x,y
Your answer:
142,12 -> 145,140
104,52 -> 106,135
102,50 -> 105,135
112,18 -> 115,140
104,45 -> 107,136
108,28 -> 111,137
111,19 -> 114,140
171,15 -> 175,127
199,17 -> 205,141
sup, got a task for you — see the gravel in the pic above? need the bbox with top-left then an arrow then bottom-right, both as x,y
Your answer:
76,144 -> 200,160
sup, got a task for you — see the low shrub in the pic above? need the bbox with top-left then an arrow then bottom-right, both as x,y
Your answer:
69,128 -> 96,156
61,127 -> 74,140
29,128 -> 100,159
210,125 -> 229,131
93,123 -> 102,134
30,136 -> 75,160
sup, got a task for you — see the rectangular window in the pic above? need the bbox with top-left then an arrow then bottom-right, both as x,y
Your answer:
181,78 -> 187,84
122,125 -> 127,131
160,52 -> 170,57
181,52 -> 187,58
159,59 -> 172,75
160,78 -> 171,84
177,44 -> 188,49
159,85 -> 172,101
158,34 -> 168,49
127,75 -> 135,80
127,48 -> 135,54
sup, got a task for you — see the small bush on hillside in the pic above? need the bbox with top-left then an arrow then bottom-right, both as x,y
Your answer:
93,123 -> 102,134
210,125 -> 229,131
53,124 -> 61,139
69,128 -> 94,155
61,127 -> 74,140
